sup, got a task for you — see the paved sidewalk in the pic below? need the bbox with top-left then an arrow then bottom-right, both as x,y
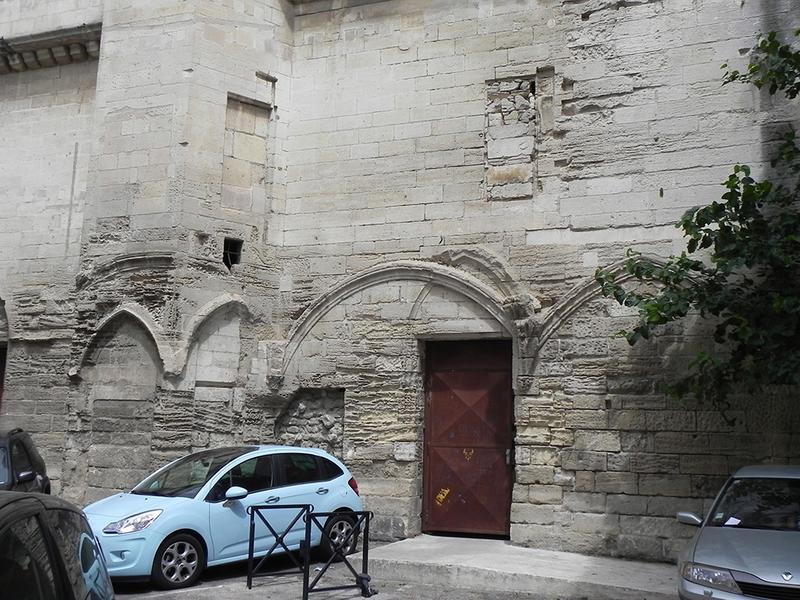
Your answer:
116,534 -> 679,599
364,534 -> 678,600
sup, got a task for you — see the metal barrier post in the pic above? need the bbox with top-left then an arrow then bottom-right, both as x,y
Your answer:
245,504 -> 313,588
360,513 -> 370,594
305,510 -> 376,598
302,509 -> 312,600
246,506 -> 256,589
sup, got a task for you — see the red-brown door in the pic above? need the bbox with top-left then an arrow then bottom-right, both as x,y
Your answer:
423,340 -> 513,536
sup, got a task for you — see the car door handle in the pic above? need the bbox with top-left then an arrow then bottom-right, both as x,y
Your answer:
316,487 -> 329,495
265,496 -> 280,504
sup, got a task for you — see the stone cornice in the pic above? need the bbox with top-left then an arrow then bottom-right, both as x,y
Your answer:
0,22 -> 101,75
289,0 -> 392,16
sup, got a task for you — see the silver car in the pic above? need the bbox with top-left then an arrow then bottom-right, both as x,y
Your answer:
677,465 -> 800,600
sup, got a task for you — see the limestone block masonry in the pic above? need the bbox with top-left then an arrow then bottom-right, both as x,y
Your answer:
0,0 -> 798,563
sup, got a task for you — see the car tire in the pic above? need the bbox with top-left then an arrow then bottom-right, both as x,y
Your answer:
319,513 -> 358,561
151,532 -> 205,590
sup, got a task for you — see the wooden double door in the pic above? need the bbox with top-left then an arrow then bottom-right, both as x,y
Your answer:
423,340 -> 513,536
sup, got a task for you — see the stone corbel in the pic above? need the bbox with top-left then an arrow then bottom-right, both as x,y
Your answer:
0,23 -> 102,76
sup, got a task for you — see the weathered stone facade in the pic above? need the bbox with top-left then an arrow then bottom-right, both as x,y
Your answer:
1,0 -> 798,562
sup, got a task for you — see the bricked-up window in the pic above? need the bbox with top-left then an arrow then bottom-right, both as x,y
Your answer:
485,77 -> 536,201
222,94 -> 271,212
223,238 -> 243,270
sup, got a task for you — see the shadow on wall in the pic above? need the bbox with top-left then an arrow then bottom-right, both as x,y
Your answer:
529,293 -> 800,562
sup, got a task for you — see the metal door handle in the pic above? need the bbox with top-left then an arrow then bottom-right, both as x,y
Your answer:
316,487 -> 329,495
266,496 -> 280,504
505,449 -> 512,466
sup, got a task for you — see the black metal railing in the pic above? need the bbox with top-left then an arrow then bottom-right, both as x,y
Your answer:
246,503 -> 313,589
246,504 -> 376,599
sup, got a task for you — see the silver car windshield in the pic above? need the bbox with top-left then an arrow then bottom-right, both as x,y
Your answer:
132,447 -> 256,498
709,477 -> 800,531
0,448 -> 8,485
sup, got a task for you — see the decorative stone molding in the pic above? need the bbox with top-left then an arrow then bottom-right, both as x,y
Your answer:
74,303 -> 174,376
172,294 -> 250,374
289,0 -> 391,16
76,252 -> 173,291
0,23 -> 101,76
72,294 -> 251,379
537,255 -> 669,349
281,259 -> 520,378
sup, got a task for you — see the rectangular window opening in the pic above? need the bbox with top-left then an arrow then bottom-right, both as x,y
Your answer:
223,238 -> 243,270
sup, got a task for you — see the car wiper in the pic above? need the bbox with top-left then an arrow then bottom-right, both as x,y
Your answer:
130,489 -> 166,496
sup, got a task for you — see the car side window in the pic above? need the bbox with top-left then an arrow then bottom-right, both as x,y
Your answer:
208,456 -> 273,501
317,457 -> 343,481
10,440 -> 33,476
43,509 -> 112,600
282,453 -> 321,486
0,514 -> 58,600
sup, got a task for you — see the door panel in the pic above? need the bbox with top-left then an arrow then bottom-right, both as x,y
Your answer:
423,340 -> 513,536
273,453 -> 331,546
207,455 -> 277,561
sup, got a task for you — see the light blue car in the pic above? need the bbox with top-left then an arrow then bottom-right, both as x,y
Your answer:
84,445 -> 363,589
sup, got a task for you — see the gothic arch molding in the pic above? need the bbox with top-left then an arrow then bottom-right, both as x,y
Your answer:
538,255 -> 670,349
282,259 -> 524,377
74,303 -> 173,375
173,294 -> 250,376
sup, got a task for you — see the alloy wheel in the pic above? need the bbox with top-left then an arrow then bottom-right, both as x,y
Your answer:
160,540 -> 199,583
329,518 -> 354,550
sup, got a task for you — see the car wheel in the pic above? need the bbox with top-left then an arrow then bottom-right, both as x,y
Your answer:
319,513 -> 358,561
151,533 -> 204,590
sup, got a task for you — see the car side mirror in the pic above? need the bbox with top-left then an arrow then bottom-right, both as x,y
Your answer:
225,486 -> 248,501
677,511 -> 703,526
16,471 -> 36,484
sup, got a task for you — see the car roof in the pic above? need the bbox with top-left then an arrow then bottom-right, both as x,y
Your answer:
250,445 -> 337,456
0,490 -> 81,513
732,465 -> 800,479
181,445 -> 338,460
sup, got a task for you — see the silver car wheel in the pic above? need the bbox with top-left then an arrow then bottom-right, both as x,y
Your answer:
161,540 -> 199,583
329,518 -> 354,549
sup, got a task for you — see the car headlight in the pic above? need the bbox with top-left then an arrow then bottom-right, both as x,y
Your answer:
103,510 -> 163,534
681,562 -> 741,594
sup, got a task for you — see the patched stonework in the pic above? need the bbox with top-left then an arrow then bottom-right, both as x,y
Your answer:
485,77 -> 537,201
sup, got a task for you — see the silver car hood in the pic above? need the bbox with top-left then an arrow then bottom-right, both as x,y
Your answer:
693,527 -> 800,585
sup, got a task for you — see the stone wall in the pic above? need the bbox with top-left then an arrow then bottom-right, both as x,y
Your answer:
0,46 -> 98,490
274,0 -> 800,560
0,0 -> 798,564
275,388 -> 345,456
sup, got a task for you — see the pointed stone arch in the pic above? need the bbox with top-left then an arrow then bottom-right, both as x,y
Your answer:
68,308 -> 162,504
173,293 -> 250,377
538,255 -> 670,349
74,303 -> 173,375
282,259 -> 528,379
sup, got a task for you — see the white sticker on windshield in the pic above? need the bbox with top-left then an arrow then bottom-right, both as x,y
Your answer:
724,517 -> 741,526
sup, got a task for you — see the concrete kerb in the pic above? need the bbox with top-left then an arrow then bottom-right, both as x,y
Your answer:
350,535 -> 679,600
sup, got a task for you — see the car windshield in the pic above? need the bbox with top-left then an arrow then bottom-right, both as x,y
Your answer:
0,448 -> 8,486
132,447 -> 256,498
709,477 -> 800,531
